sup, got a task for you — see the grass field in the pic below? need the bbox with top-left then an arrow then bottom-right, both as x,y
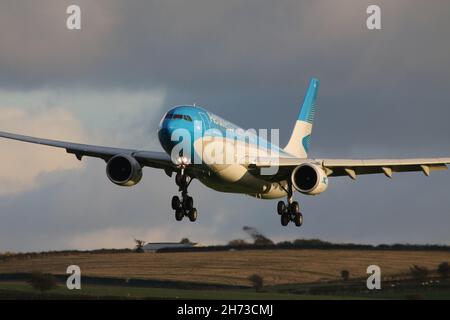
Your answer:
1,249 -> 450,286
0,282 -> 350,300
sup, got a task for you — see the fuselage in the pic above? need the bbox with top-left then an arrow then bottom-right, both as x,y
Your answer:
157,105 -> 290,199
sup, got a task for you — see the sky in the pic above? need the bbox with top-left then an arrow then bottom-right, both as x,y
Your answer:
0,0 -> 450,252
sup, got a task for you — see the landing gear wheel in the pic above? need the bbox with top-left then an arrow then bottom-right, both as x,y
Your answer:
188,208 -> 198,222
290,201 -> 300,214
281,214 -> 290,226
294,212 -> 303,227
183,196 -> 194,211
171,196 -> 181,210
277,201 -> 286,215
173,172 -> 198,222
175,209 -> 184,221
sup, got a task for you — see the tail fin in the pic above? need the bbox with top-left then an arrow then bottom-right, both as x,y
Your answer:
283,78 -> 319,158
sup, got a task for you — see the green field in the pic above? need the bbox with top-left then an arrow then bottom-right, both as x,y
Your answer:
0,281 -> 352,300
1,280 -> 450,300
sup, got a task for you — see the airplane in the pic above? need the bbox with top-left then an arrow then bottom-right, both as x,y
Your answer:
1,78 -> 450,227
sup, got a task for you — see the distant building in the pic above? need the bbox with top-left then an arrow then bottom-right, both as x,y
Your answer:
142,242 -> 198,252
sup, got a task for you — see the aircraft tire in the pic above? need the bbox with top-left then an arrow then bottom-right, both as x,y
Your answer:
188,208 -> 198,222
184,196 -> 194,210
290,201 -> 300,214
172,195 -> 181,210
281,214 -> 290,226
277,201 -> 286,215
175,209 -> 184,221
294,212 -> 303,227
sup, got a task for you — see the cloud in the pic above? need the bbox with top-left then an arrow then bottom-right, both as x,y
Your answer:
67,226 -> 170,250
66,222 -> 228,250
0,86 -> 166,196
0,107 -> 84,195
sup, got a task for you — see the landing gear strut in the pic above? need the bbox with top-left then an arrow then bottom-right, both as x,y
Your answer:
277,184 -> 303,227
171,170 -> 198,222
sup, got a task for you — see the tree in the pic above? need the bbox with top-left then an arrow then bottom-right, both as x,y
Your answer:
340,270 -> 350,281
437,262 -> 450,279
248,274 -> 264,291
28,272 -> 57,294
410,265 -> 429,281
180,238 -> 191,244
276,241 -> 292,247
242,226 -> 274,246
228,239 -> 247,246
134,239 -> 146,253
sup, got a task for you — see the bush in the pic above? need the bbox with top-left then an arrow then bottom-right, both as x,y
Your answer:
340,270 -> 350,281
228,239 -> 248,246
293,239 -> 332,248
28,272 -> 57,293
410,265 -> 429,281
437,262 -> 450,279
248,274 -> 264,291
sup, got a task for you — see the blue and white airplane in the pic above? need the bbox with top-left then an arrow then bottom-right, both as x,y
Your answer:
1,78 -> 450,227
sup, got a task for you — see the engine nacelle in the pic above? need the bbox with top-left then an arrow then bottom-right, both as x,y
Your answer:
106,154 -> 142,186
291,163 -> 328,195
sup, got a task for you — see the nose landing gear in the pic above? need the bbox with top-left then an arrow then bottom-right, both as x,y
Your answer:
171,171 -> 198,222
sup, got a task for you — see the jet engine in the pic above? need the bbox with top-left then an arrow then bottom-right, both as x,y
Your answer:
291,163 -> 328,195
106,154 -> 142,186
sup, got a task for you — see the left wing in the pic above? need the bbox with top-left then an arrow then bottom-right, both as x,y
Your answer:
252,156 -> 450,179
319,158 -> 450,179
0,131 -> 174,171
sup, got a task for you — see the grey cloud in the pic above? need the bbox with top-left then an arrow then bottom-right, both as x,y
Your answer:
2,1 -> 450,90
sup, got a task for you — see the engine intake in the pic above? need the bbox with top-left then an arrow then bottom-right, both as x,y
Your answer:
106,154 -> 142,186
291,163 -> 328,195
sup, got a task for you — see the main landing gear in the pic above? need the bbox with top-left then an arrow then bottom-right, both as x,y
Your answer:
171,171 -> 198,222
277,185 -> 303,227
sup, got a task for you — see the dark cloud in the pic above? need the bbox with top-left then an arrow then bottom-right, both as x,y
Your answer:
1,1 -> 450,251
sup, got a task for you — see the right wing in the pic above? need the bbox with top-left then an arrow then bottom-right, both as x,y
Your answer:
0,130 -> 175,171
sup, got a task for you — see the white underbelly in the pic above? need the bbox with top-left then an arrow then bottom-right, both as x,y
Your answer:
196,164 -> 288,199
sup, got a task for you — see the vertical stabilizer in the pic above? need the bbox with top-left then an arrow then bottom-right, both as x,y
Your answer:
283,78 -> 319,158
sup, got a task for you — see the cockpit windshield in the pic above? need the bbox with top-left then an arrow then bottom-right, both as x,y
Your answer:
165,113 -> 192,122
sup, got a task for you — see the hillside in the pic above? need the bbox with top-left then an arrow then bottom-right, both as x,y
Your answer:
1,249 -> 449,286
